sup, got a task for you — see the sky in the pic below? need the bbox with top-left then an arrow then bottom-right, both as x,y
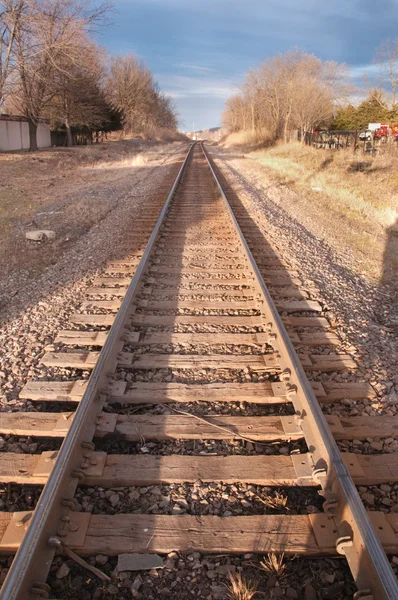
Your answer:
102,0 -> 398,131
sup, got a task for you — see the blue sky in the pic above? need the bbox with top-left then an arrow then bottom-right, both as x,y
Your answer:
103,0 -> 398,130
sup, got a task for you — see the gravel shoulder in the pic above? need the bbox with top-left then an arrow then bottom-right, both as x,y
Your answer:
0,140 -> 186,307
0,141 -> 188,407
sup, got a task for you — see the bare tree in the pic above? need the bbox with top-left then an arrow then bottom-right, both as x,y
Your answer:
105,54 -> 177,134
10,0 -> 111,149
375,38 -> 398,107
222,50 -> 347,143
0,0 -> 26,106
222,94 -> 250,132
46,39 -> 109,145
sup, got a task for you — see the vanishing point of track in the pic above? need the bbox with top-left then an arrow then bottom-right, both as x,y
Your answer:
0,142 -> 397,599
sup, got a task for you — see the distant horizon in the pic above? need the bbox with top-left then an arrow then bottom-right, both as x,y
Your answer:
103,0 -> 398,131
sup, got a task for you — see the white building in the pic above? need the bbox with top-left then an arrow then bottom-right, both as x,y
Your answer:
0,115 -> 51,151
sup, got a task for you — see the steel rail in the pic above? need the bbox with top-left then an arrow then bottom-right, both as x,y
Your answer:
0,143 -> 196,600
201,141 -> 398,600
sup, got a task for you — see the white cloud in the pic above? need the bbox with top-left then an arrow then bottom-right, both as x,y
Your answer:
157,73 -> 239,100
349,63 -> 380,79
177,63 -> 216,73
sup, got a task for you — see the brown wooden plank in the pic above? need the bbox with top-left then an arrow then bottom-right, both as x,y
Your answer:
157,245 -> 241,252
155,258 -> 247,268
3,512 -> 398,555
138,333 -> 264,345
296,333 -> 340,346
0,413 -> 291,440
308,354 -> 356,371
341,453 -> 398,486
322,382 -> 375,400
335,415 -> 398,439
145,300 -> 256,310
20,380 -> 127,402
275,300 -> 322,313
70,314 -> 115,327
41,351 -> 100,369
20,380 -> 87,401
21,379 -> 362,405
54,331 -> 139,348
153,277 -> 255,287
269,288 -> 308,300
154,276 -> 301,287
135,332 -> 338,348
156,249 -> 277,258
114,381 -> 286,404
126,353 -> 279,371
67,513 -> 333,555
0,412 -> 72,436
0,454 -> 41,484
131,315 -> 262,326
55,331 -> 108,346
282,316 -> 329,328
150,289 -> 255,298
20,380 -> 286,404
0,412 -> 393,441
2,451 -> 398,488
40,350 -> 350,373
93,454 -> 309,486
149,288 -> 306,300
151,266 -> 251,275
109,414 -> 297,441
0,453 -> 308,487
93,277 -> 131,286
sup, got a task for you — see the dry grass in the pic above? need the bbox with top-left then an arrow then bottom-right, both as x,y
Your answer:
227,140 -> 398,282
252,142 -> 398,228
225,572 -> 259,600
260,553 -> 286,579
255,490 -> 288,511
223,129 -> 274,150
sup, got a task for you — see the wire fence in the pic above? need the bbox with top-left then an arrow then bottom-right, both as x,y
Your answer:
303,130 -> 398,153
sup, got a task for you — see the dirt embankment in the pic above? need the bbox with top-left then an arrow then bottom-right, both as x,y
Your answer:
0,139 -> 187,309
218,140 -> 398,285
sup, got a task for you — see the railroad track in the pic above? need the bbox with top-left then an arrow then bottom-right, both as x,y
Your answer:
0,142 -> 397,599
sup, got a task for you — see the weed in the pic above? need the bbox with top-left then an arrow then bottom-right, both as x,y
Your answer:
260,553 -> 286,578
225,572 -> 259,600
255,490 -> 288,511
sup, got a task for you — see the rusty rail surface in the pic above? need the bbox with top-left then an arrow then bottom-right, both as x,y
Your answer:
0,140 -> 396,599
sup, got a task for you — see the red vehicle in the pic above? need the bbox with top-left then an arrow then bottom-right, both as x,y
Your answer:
372,123 -> 398,138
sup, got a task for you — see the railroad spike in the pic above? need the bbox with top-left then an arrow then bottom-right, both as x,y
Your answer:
280,368 -> 291,382
71,468 -> 85,481
30,582 -> 51,599
81,441 -> 95,451
61,498 -> 78,511
285,383 -> 298,399
336,535 -> 354,555
323,498 -> 339,516
312,466 -> 328,483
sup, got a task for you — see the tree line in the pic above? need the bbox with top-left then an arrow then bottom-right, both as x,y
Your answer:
331,92 -> 398,131
0,0 -> 178,149
223,41 -> 398,141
